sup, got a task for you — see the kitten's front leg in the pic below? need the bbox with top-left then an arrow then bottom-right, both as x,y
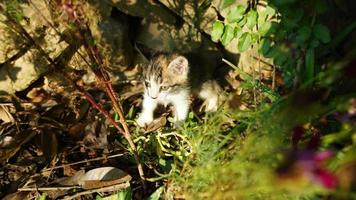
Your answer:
137,94 -> 157,127
172,92 -> 190,125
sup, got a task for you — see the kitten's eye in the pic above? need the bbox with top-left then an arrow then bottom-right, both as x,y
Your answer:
161,85 -> 169,90
144,81 -> 150,87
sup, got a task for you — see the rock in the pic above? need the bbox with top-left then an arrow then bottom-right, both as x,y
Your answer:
136,19 -> 202,52
212,0 -> 248,18
82,0 -> 133,70
0,13 -> 27,64
111,0 -> 176,25
158,0 -> 218,35
0,0 -> 68,100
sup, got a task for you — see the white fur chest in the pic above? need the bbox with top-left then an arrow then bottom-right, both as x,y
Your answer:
156,89 -> 190,107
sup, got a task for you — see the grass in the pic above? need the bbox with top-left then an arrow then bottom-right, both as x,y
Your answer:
132,62 -> 356,199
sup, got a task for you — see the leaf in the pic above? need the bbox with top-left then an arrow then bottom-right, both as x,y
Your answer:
237,17 -> 247,27
211,21 -> 224,42
285,7 -> 304,23
274,53 -> 288,66
265,5 -> 276,17
147,186 -> 164,200
126,106 -> 134,119
246,10 -> 258,29
264,45 -> 278,58
259,21 -> 272,35
305,48 -> 315,82
296,25 -> 312,45
258,5 -> 276,23
310,38 -> 320,48
266,22 -> 279,36
221,25 -> 235,46
158,158 -> 172,173
251,33 -> 259,43
315,0 -> 328,14
238,32 -> 252,52
77,167 -> 132,189
117,188 -> 132,200
222,0 -> 235,9
275,29 -> 287,40
227,5 -> 245,23
234,26 -> 243,39
37,193 -> 47,200
259,38 -> 272,55
313,24 -> 331,43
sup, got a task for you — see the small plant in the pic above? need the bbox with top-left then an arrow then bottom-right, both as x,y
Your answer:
212,0 -> 333,88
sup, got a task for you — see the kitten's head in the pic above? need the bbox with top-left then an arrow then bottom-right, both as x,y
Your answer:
143,53 -> 189,99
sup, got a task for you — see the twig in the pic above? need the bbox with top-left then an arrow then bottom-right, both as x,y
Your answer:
18,186 -> 81,191
2,8 -> 145,190
41,153 -> 126,172
63,182 -> 130,200
58,1 -> 146,190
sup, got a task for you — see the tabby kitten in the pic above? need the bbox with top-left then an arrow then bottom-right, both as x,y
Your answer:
137,53 -> 221,127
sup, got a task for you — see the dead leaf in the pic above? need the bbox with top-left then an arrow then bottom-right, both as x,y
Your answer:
0,105 -> 15,123
81,121 -> 108,149
52,167 -> 132,190
143,115 -> 167,134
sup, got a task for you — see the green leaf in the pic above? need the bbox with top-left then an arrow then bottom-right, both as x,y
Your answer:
313,24 -> 331,43
251,33 -> 259,43
227,5 -> 245,23
246,10 -> 258,29
296,25 -> 312,45
234,26 -> 243,39
237,17 -> 247,27
117,188 -> 132,200
37,193 -> 47,200
148,186 -> 164,200
285,7 -> 304,23
274,53 -> 288,66
259,38 -> 272,55
211,21 -> 224,42
258,5 -> 276,23
238,32 -> 252,52
315,0 -> 328,14
222,0 -> 235,9
158,158 -> 172,173
264,45 -> 278,58
265,5 -> 276,17
221,25 -> 235,46
275,29 -> 287,40
310,38 -> 320,48
266,22 -> 279,36
305,48 -> 315,82
259,21 -> 272,35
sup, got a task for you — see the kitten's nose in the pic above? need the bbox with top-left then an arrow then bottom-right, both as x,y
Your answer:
151,96 -> 157,99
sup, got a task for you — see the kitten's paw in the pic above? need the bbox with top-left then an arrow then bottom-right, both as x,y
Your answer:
200,98 -> 218,112
136,114 -> 153,127
205,99 -> 218,111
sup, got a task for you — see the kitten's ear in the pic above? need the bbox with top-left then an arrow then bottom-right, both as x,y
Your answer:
168,56 -> 189,76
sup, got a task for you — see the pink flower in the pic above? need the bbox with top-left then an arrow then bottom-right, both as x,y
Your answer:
277,150 -> 337,189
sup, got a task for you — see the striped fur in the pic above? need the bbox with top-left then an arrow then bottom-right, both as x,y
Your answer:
137,53 -> 220,127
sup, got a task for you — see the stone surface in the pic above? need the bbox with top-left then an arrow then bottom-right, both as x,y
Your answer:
0,0 -> 68,99
0,13 -> 26,64
158,0 -> 218,35
136,19 -> 202,52
111,0 -> 176,25
84,0 -> 133,70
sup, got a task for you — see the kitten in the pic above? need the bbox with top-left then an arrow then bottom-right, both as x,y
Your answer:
137,53 -> 221,127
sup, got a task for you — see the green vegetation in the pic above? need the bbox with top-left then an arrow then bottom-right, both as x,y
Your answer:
0,0 -> 355,199
138,0 -> 356,199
